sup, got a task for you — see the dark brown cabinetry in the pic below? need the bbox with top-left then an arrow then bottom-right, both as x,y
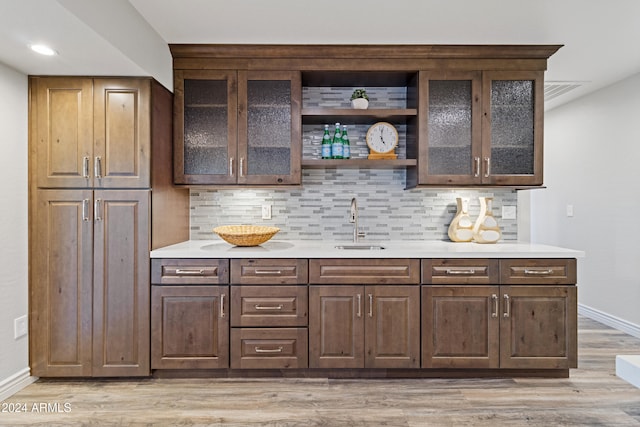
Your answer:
309,285 -> 420,369
173,69 -> 301,185
33,78 -> 152,189
308,259 -> 420,369
151,258 -> 230,369
229,259 -> 309,369
152,285 -> 229,369
148,256 -> 577,377
415,70 -> 544,186
29,77 -> 188,377
171,44 -> 559,187
421,259 -> 577,370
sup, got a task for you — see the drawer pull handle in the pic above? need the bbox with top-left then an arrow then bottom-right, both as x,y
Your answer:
254,304 -> 283,311
254,270 -> 283,275
255,346 -> 283,354
175,269 -> 206,275
220,294 -> 226,318
503,294 -> 510,318
356,294 -> 362,318
445,269 -> 476,275
524,269 -> 554,276
491,294 -> 498,318
368,294 -> 373,318
473,157 -> 480,178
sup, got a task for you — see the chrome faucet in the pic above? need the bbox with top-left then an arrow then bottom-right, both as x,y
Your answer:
350,197 -> 366,243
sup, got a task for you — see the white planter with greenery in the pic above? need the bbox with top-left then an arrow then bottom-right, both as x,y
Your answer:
350,88 -> 369,109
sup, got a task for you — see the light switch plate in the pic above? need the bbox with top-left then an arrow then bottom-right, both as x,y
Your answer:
261,204 -> 272,220
502,206 -> 517,220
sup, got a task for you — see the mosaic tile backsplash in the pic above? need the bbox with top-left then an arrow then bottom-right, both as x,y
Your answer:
189,84 -> 518,242
190,168 -> 518,241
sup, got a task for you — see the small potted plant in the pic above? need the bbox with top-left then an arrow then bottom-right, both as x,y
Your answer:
350,88 -> 369,109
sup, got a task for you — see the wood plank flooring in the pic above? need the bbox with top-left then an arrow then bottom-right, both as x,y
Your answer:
2,316 -> 640,426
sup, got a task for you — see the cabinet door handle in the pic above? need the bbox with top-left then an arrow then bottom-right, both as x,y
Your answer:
175,268 -> 206,275
368,294 -> 373,318
255,346 -> 283,354
254,304 -> 283,311
94,199 -> 102,221
229,157 -> 234,177
474,157 -> 480,178
82,157 -> 90,179
491,294 -> 498,318
445,268 -> 476,275
503,294 -> 510,318
356,294 -> 362,318
524,269 -> 554,276
82,199 -> 91,222
484,157 -> 491,178
220,293 -> 226,318
94,156 -> 102,179
239,157 -> 245,177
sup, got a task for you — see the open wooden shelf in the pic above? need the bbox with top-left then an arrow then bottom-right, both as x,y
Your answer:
302,159 -> 417,168
301,108 -> 417,125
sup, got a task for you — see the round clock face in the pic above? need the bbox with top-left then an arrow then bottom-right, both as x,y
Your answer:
366,122 -> 398,154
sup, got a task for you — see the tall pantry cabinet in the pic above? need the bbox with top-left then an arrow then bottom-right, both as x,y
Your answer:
29,77 -> 189,377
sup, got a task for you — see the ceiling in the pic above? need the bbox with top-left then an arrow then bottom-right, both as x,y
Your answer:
1,0 -> 640,110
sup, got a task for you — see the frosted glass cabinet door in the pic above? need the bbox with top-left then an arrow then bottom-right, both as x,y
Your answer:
174,70 -> 238,185
482,71 -> 544,186
419,72 -> 482,185
237,71 -> 301,185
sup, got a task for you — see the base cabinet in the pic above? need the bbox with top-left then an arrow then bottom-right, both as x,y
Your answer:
422,285 -> 577,369
151,285 -> 229,369
31,189 -> 150,377
309,285 -> 420,369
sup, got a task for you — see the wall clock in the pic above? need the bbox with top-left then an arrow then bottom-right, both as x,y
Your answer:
366,121 -> 398,159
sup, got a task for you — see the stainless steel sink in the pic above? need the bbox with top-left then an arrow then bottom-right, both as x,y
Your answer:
335,244 -> 385,250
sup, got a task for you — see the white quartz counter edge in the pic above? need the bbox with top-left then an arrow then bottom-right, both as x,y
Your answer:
150,240 -> 585,259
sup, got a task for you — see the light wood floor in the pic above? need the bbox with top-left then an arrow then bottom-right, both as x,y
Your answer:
2,316 -> 640,426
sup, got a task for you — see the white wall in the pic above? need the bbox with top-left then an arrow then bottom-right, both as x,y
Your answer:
532,72 -> 640,330
0,62 -> 31,398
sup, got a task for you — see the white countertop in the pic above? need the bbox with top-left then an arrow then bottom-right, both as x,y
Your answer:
150,239 -> 585,259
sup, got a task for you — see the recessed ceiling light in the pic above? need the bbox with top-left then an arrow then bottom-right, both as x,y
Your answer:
30,44 -> 57,56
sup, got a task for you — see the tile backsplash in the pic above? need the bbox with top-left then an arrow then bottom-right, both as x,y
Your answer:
190,168 -> 518,242
190,85 -> 518,242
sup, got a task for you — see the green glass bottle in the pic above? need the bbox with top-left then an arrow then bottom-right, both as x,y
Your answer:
331,122 -> 343,159
341,125 -> 350,159
321,124 -> 332,159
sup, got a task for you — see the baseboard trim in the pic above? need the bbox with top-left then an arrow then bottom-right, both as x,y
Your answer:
579,303 -> 640,339
0,368 -> 37,401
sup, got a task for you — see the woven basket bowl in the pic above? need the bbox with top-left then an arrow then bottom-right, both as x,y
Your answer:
213,225 -> 280,246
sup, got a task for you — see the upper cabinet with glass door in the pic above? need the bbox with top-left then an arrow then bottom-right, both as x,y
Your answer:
413,70 -> 543,187
174,70 -> 301,185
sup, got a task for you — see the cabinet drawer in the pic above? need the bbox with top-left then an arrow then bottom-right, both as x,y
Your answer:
422,259 -> 499,284
230,328 -> 308,369
231,259 -> 308,285
500,259 -> 577,285
309,259 -> 420,284
151,258 -> 229,285
231,286 -> 308,327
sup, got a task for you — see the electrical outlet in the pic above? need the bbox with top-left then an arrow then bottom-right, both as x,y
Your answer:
502,206 -> 517,220
566,204 -> 574,217
14,315 -> 27,339
261,204 -> 272,220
